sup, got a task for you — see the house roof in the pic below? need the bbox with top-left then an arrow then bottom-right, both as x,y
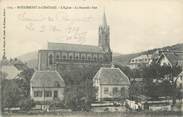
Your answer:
47,42 -> 104,53
158,52 -> 183,66
93,67 -> 130,85
1,65 -> 22,79
31,71 -> 65,88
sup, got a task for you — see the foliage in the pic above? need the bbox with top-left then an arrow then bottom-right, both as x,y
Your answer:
129,80 -> 144,100
142,63 -> 182,98
19,97 -> 35,111
1,68 -> 34,111
64,76 -> 96,111
17,68 -> 34,97
114,64 -> 143,79
1,79 -> 23,109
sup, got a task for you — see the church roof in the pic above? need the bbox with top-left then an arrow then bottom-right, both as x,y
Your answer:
47,42 -> 104,53
31,71 -> 65,88
93,67 -> 130,85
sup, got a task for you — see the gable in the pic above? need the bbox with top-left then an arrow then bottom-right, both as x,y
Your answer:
158,54 -> 172,67
31,71 -> 65,88
94,68 -> 130,85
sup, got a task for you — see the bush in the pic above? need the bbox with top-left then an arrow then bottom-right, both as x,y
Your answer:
19,98 -> 35,111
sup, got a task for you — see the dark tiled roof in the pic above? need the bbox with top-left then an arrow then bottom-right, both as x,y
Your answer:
160,52 -> 183,66
31,71 -> 65,88
47,42 -> 104,53
163,52 -> 178,66
94,67 -> 130,85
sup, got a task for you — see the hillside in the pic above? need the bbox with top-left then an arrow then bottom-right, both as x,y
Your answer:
17,43 -> 183,69
17,51 -> 38,69
112,43 -> 183,66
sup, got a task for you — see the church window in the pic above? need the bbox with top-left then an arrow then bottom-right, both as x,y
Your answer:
70,55 -> 73,60
74,53 -> 80,60
88,56 -> 91,61
63,55 -> 66,60
93,57 -> 97,61
75,56 -> 79,60
56,54 -> 60,61
49,54 -> 53,64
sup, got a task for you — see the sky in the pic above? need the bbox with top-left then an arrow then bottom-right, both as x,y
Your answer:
1,0 -> 183,58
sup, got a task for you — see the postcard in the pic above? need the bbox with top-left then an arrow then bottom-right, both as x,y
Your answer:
0,0 -> 183,117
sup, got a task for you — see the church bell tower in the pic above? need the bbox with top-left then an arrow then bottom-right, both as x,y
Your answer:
98,12 -> 112,62
98,12 -> 111,53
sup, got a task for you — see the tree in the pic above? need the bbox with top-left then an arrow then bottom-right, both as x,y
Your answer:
1,79 -> 23,110
19,97 -> 35,111
1,68 -> 35,111
142,63 -> 182,99
17,68 -> 34,97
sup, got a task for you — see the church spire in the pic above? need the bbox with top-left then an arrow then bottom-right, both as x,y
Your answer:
98,11 -> 111,53
102,11 -> 107,27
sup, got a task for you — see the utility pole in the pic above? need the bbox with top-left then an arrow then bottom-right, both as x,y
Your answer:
3,8 -> 6,60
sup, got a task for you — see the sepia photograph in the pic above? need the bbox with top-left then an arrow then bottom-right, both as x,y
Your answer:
0,0 -> 183,117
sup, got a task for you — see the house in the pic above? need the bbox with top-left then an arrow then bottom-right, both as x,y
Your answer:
30,71 -> 65,102
93,67 -> 130,101
157,51 -> 183,68
128,54 -> 152,69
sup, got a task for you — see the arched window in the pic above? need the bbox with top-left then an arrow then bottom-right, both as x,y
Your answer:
75,56 -> 79,60
94,57 -> 97,61
70,55 -> 73,60
49,54 -> 53,65
63,55 -> 66,60
56,54 -> 60,61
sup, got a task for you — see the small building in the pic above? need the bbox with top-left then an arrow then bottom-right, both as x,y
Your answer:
93,67 -> 130,101
128,54 -> 152,69
30,71 -> 65,102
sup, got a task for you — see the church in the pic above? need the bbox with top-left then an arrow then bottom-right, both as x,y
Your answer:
38,12 -> 112,70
